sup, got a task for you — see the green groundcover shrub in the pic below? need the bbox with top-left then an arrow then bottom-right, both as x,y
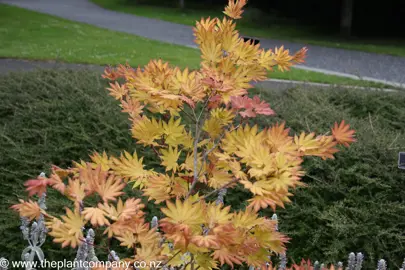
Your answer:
1,70 -> 404,268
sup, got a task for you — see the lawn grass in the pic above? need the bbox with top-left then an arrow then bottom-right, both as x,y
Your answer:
0,4 -> 201,69
90,0 -> 405,57
1,69 -> 405,267
0,4 -> 395,89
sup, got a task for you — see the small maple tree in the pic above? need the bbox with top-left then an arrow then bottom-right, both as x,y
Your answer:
11,0 -> 356,269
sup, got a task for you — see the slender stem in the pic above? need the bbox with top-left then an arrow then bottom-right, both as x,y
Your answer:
161,250 -> 182,267
193,178 -> 239,204
179,107 -> 196,124
186,97 -> 211,198
187,122 -> 200,199
151,145 -> 162,160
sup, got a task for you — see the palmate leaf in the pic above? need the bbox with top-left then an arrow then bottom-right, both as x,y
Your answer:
24,175 -> 49,197
115,231 -> 137,248
110,151 -> 151,188
160,146 -> 182,172
161,198 -> 205,226
195,253 -> 218,270
89,151 -> 111,171
10,199 -> 42,221
82,207 -> 110,227
47,208 -> 85,248
65,178 -> 86,209
332,120 -> 356,147
142,174 -> 173,203
212,247 -> 243,267
223,0 -> 247,20
79,164 -> 125,202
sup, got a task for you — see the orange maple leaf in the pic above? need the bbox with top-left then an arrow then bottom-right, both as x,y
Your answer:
82,207 -> 110,227
10,199 -> 42,220
97,174 -> 126,202
332,120 -> 356,147
212,247 -> 244,267
79,164 -> 125,202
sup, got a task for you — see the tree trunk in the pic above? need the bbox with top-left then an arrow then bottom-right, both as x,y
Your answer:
179,0 -> 185,9
340,0 -> 354,36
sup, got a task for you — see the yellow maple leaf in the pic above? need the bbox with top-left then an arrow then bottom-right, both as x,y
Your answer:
160,147 -> 182,172
135,245 -> 166,265
274,46 -> 294,72
143,174 -> 172,204
252,227 -> 287,253
208,169 -> 233,189
205,203 -> 233,227
232,209 -> 264,229
131,116 -> 163,146
162,118 -> 187,145
203,117 -> 223,139
110,151 -> 151,188
246,247 -> 271,267
193,17 -> 218,45
217,17 -> 240,53
294,132 -> 320,154
47,208 -> 84,248
161,198 -> 205,227
201,39 -> 223,64
195,253 -> 218,270
89,151 -> 111,171
116,231 -> 137,248
223,0 -> 247,20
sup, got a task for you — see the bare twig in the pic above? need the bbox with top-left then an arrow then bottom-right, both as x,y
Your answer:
179,107 -> 197,124
151,145 -> 163,160
388,132 -> 400,148
368,112 -> 375,134
193,178 -> 239,204
186,98 -> 211,198
160,250 -> 182,268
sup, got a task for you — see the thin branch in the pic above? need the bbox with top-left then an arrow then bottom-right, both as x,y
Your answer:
368,112 -> 375,134
179,107 -> 197,124
191,254 -> 195,270
388,132 -> 400,148
186,97 -> 211,198
193,178 -> 239,204
161,250 -> 182,267
151,145 -> 163,160
187,122 -> 201,199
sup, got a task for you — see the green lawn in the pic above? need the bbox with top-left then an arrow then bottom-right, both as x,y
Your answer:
0,4 -> 395,89
91,0 -> 405,57
0,4 -> 201,69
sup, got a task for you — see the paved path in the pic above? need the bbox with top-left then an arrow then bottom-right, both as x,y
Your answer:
1,0 -> 405,86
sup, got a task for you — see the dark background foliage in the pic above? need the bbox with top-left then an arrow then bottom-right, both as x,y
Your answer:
126,0 -> 405,38
1,70 -> 405,268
